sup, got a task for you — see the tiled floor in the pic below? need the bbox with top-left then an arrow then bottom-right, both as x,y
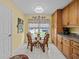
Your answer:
12,43 -> 67,59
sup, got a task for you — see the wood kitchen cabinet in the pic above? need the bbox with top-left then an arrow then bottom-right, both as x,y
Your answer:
52,9 -> 63,46
63,37 -> 71,59
57,35 -> 63,52
53,12 -> 57,45
71,41 -> 79,59
78,0 -> 79,25
62,0 -> 79,26
62,6 -> 69,26
57,34 -> 79,59
69,0 -> 78,26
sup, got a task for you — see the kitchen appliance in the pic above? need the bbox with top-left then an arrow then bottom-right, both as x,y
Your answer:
63,27 -> 70,35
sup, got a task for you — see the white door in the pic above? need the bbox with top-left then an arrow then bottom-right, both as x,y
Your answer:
0,5 -> 12,59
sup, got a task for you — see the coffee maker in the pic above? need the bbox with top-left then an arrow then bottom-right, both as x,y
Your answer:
63,27 -> 70,35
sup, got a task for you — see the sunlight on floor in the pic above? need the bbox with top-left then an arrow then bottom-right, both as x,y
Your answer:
12,43 -> 67,59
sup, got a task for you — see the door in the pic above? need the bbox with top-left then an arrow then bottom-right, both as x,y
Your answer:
0,5 -> 12,59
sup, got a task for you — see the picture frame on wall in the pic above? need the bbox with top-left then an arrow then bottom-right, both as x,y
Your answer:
17,18 -> 24,33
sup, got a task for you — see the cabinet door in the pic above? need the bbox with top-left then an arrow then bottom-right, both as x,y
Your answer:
69,0 -> 78,26
73,48 -> 79,58
78,0 -> 79,25
58,40 -> 62,52
72,41 -> 79,59
71,41 -> 79,59
62,6 -> 69,26
63,45 -> 71,59
72,54 -> 79,59
63,37 -> 71,59
72,48 -> 79,59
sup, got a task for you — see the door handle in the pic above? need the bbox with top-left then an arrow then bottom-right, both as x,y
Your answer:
8,34 -> 11,37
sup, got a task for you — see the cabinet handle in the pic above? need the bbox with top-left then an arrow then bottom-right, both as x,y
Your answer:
76,45 -> 79,48
61,42 -> 62,44
67,22 -> 69,25
76,53 -> 79,56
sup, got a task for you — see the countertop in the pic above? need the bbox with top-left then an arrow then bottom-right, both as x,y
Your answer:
58,33 -> 79,43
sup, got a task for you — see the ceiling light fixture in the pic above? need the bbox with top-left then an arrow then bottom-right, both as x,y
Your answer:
34,6 -> 44,13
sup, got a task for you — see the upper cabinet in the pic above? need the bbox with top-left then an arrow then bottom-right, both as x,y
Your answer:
69,0 -> 78,26
62,6 -> 69,26
62,0 -> 79,27
78,0 -> 79,25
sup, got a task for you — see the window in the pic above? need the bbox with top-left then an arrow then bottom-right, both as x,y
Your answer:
28,16 -> 50,39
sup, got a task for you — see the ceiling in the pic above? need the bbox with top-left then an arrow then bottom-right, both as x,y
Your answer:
12,0 -> 72,15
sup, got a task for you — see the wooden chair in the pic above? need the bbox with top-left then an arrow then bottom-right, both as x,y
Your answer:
40,34 -> 49,52
27,32 -> 34,52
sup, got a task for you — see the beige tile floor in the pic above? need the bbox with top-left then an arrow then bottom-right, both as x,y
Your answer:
12,43 -> 67,59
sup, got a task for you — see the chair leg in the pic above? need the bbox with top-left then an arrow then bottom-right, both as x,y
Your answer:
30,44 -> 33,52
46,44 -> 48,48
27,43 -> 29,49
42,45 -> 45,52
47,44 -> 49,49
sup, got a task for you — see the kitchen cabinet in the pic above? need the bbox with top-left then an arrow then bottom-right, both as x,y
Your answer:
62,0 -> 79,27
62,6 -> 69,26
78,0 -> 79,25
57,35 -> 63,52
63,37 -> 71,59
69,0 -> 78,26
52,9 -> 63,46
71,41 -> 79,59
57,34 -> 79,59
53,12 -> 57,45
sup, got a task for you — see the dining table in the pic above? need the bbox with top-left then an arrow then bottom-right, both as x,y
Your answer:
32,39 -> 43,48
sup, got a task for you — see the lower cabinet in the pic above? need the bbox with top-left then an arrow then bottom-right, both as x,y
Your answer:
57,34 -> 79,59
71,41 -> 79,59
63,45 -> 71,59
62,37 -> 71,59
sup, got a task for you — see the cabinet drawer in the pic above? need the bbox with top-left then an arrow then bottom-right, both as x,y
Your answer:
63,37 -> 70,46
72,41 -> 79,49
58,38 -> 62,42
58,35 -> 62,42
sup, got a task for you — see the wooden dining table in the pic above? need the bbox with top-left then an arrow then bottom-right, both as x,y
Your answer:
32,39 -> 43,48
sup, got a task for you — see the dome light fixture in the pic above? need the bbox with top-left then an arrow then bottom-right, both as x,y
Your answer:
34,6 -> 44,13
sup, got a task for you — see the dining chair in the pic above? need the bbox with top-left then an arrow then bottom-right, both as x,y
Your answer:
27,32 -> 35,51
40,34 -> 49,52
